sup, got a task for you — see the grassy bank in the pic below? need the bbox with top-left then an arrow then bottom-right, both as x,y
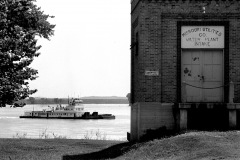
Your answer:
1,131 -> 240,160
0,139 -> 121,160
116,131 -> 240,160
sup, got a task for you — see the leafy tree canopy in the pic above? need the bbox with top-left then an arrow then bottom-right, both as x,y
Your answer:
0,0 -> 55,107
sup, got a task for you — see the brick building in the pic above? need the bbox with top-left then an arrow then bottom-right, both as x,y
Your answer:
130,0 -> 240,141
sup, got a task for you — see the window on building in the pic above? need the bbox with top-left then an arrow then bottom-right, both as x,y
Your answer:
135,32 -> 139,56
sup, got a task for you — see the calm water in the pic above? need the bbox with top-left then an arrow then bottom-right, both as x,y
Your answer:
0,104 -> 130,140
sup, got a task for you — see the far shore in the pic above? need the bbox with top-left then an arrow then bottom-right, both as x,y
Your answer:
21,96 -> 129,105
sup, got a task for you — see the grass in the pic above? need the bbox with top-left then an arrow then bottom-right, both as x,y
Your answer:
116,131 -> 240,160
12,128 -> 68,139
0,139 -> 121,160
12,128 -> 110,140
1,131 -> 240,160
64,131 -> 240,160
84,129 -> 108,140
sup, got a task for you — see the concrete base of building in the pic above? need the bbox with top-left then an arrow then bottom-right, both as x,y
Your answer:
129,102 -> 175,141
129,102 -> 240,141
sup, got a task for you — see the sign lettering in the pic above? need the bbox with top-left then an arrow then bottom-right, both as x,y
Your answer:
181,26 -> 224,48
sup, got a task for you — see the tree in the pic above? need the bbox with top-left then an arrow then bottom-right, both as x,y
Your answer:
0,0 -> 55,107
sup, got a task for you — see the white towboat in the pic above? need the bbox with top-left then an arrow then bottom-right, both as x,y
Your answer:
20,98 -> 115,119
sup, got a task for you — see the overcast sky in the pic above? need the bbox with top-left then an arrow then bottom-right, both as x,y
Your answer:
29,0 -> 131,98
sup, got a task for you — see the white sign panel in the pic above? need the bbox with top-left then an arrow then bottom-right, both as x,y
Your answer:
181,26 -> 224,48
145,70 -> 159,76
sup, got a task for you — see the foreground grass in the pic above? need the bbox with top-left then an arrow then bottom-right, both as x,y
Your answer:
0,139 -> 121,160
1,131 -> 240,160
116,131 -> 240,160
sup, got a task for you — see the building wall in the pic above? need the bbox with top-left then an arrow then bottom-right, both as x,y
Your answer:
130,102 -> 175,140
130,0 -> 240,141
229,16 -> 240,102
131,0 -> 240,103
131,0 -> 140,104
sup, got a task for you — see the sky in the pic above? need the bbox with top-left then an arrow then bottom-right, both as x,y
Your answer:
29,0 -> 131,98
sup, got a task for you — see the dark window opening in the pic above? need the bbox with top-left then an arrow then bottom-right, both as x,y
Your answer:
135,32 -> 139,56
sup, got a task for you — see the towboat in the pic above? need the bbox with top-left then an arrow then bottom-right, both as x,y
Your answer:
19,98 -> 115,119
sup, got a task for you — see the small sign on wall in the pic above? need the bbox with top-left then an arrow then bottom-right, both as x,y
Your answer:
181,26 -> 224,48
145,70 -> 159,76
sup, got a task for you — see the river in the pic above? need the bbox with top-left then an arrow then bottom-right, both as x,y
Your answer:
0,104 -> 130,141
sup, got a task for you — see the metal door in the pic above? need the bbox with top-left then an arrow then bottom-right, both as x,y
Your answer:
181,50 -> 223,102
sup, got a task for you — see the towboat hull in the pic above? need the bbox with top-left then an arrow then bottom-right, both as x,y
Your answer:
19,113 -> 115,120
19,115 -> 115,119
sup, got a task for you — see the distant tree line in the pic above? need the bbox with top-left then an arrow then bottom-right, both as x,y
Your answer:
23,97 -> 129,104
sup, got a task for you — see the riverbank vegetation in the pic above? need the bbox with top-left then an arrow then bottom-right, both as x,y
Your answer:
1,131 -> 240,160
12,129 -> 109,141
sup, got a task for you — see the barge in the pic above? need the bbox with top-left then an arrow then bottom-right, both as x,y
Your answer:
19,98 -> 115,120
